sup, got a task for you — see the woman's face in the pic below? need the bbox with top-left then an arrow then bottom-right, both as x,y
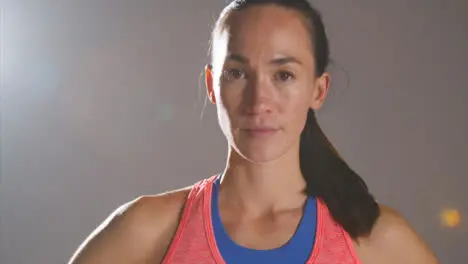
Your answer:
207,5 -> 330,163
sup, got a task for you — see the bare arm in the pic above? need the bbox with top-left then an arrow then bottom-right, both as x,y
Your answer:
356,205 -> 439,264
68,189 -> 189,264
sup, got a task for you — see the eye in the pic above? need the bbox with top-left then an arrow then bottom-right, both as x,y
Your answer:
276,71 -> 295,82
223,68 -> 245,81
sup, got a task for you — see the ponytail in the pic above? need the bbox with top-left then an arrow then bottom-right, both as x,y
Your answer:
300,109 -> 380,238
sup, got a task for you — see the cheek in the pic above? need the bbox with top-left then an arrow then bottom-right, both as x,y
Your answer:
279,88 -> 312,130
217,82 -> 243,115
215,83 -> 242,133
286,102 -> 310,129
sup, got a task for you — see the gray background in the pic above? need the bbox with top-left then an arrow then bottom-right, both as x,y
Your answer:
1,0 -> 467,263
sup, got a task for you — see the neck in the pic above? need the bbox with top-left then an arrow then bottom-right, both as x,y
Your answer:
219,144 -> 307,215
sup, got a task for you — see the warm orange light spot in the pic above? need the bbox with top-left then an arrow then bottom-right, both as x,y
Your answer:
440,209 -> 461,228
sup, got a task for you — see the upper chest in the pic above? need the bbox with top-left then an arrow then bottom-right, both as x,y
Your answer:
219,205 -> 306,249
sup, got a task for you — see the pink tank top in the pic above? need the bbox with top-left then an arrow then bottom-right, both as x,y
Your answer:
162,176 -> 361,264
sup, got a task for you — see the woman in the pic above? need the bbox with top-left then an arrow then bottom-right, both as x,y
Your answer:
69,0 -> 438,263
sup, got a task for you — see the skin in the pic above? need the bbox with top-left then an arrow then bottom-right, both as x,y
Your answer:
68,5 -> 438,264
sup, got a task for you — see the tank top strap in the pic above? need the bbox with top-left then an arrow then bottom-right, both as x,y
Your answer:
312,199 -> 361,264
162,175 -> 218,264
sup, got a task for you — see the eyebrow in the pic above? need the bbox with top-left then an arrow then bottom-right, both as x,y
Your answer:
226,54 -> 303,66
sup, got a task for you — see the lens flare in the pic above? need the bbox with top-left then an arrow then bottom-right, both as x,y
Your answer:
440,208 -> 461,228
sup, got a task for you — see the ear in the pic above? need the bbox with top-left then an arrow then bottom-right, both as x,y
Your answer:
205,64 -> 216,104
310,72 -> 330,110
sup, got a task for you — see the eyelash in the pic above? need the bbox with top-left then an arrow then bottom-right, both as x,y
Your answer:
222,69 -> 296,82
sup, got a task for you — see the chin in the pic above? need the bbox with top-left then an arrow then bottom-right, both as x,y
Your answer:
233,141 -> 291,164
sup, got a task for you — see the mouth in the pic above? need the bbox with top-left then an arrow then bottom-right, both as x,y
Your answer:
241,127 -> 280,137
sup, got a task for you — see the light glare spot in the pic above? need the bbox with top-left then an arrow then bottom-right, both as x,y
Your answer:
440,208 -> 461,228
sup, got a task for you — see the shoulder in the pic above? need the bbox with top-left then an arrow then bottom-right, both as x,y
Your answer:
118,186 -> 192,230
354,205 -> 438,264
114,187 -> 193,241
69,186 -> 192,264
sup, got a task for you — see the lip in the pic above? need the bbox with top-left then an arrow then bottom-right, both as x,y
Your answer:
241,128 -> 279,137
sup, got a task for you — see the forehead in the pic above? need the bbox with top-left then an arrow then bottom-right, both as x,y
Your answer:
214,5 -> 314,62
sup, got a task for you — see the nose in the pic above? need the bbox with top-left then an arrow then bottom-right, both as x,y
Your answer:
243,75 -> 273,115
